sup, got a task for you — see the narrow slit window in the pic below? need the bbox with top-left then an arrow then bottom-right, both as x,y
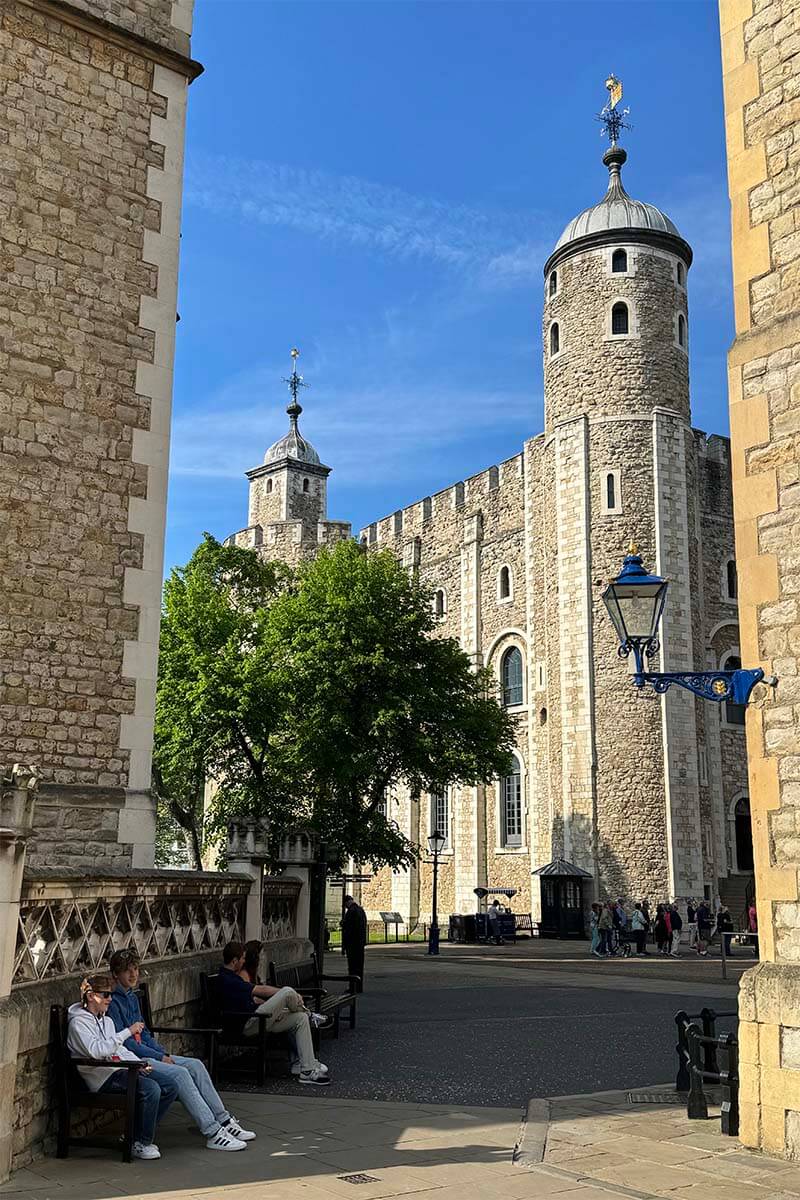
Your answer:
434,589 -> 446,618
726,559 -> 738,601
611,302 -> 629,335
678,313 -> 686,347
499,566 -> 511,600
677,262 -> 684,286
266,479 -> 273,494
606,473 -> 616,510
303,478 -> 310,493
612,248 -> 627,273
422,496 -> 432,521
550,322 -> 560,356
393,510 -> 403,535
549,270 -> 557,297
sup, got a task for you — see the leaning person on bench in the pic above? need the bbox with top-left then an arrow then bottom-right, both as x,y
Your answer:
221,941 -> 331,1086
108,949 -> 255,1152
67,973 -> 178,1161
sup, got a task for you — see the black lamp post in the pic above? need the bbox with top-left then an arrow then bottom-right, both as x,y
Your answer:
602,544 -> 776,705
427,829 -> 446,956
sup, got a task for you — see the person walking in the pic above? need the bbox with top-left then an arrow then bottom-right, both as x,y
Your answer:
654,904 -> 670,956
668,904 -> 683,957
631,904 -> 648,956
695,899 -> 711,956
342,895 -> 368,989
748,900 -> 759,958
597,902 -> 614,956
687,899 -> 698,950
717,904 -> 735,957
589,903 -> 603,957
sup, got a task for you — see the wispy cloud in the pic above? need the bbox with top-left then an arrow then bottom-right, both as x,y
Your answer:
185,153 -> 551,284
170,358 -> 537,488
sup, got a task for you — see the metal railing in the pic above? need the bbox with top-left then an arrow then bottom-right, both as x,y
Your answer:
675,1008 -> 739,1136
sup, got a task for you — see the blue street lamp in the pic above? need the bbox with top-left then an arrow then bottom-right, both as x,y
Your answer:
427,829 -> 446,956
602,544 -> 777,706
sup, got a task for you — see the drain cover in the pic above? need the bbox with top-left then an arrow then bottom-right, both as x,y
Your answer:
627,1092 -> 685,1104
338,1175 -> 381,1185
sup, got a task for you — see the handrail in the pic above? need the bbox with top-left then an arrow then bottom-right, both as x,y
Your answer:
675,1009 -> 739,1136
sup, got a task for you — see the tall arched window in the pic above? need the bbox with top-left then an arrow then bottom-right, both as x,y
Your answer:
549,322 -> 560,356
430,790 -> 450,848
606,473 -> 616,510
611,302 -> 629,335
501,647 -> 523,707
549,270 -> 557,297
302,478 -> 310,493
612,248 -> 627,273
724,654 -> 746,726
678,313 -> 687,348
498,565 -> 511,600
434,589 -> 446,619
501,759 -> 522,847
726,559 -> 738,601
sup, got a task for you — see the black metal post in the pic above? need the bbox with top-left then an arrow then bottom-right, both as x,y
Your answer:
428,846 -> 440,956
675,1010 -> 691,1092
686,1025 -> 709,1120
719,1033 -> 740,1137
308,841 -> 328,973
701,1008 -> 720,1075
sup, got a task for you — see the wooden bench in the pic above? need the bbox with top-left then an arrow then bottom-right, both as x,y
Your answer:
136,981 -> 221,1083
199,972 -> 297,1086
268,952 -> 359,1036
51,1004 -> 144,1163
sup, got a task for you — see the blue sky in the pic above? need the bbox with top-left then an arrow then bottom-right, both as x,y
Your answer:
166,0 -> 732,573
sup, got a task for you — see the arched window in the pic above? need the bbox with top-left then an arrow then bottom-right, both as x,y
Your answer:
430,790 -> 450,848
266,479 -> 273,494
501,647 -> 524,707
434,589 -> 446,619
302,478 -> 310,493
498,566 -> 511,600
501,759 -> 523,847
725,559 -> 738,601
611,302 -> 629,335
678,313 -> 686,348
606,473 -> 616,511
724,654 -> 746,726
676,261 -> 685,286
422,496 -> 432,522
549,322 -> 560,356
612,248 -> 627,273
549,270 -> 557,297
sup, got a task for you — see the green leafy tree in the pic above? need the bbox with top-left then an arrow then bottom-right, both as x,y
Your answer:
267,540 -> 516,870
153,534 -> 292,868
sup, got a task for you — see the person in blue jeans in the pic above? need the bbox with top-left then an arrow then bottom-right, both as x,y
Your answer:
108,949 -> 255,1153
67,973 -> 178,1161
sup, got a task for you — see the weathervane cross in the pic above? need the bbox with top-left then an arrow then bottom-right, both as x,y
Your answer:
283,346 -> 307,414
596,73 -> 631,144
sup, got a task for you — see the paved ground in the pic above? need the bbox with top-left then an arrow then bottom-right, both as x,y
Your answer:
237,948 -> 737,1106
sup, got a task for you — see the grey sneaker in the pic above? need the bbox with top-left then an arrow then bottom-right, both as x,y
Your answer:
299,1067 -> 331,1086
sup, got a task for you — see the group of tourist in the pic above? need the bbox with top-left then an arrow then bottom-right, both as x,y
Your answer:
589,897 -> 758,959
66,941 -> 333,1163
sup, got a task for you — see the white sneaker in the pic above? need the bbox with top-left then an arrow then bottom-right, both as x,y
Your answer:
291,1060 -> 328,1076
206,1128 -> 247,1151
224,1117 -> 256,1142
132,1142 -> 160,1160
299,1067 -> 331,1086
310,1012 -> 334,1030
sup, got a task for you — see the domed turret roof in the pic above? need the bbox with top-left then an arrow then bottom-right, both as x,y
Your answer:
264,425 -> 321,466
548,145 -> 690,266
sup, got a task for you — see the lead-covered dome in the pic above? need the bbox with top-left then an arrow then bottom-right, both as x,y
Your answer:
547,145 -> 691,270
264,424 -> 321,466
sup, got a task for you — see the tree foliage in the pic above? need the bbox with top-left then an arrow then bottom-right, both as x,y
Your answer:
154,536 -> 516,872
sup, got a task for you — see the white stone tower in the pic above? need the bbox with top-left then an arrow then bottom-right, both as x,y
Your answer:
527,92 -> 705,903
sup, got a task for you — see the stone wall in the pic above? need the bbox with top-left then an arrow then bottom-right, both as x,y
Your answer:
719,0 -> 800,1159
0,0 -> 197,868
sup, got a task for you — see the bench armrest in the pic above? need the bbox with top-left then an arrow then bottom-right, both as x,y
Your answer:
322,973 -> 360,988
150,1025 -> 223,1036
70,1057 -> 144,1070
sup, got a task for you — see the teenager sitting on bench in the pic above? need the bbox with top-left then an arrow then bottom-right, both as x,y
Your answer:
220,941 -> 331,1086
67,973 -> 177,1161
108,949 -> 254,1152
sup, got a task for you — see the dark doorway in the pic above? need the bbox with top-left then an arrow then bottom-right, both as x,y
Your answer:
735,796 -> 754,872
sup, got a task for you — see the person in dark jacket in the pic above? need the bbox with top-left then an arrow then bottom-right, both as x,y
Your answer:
668,904 -> 683,957
342,895 -> 368,992
717,905 -> 735,957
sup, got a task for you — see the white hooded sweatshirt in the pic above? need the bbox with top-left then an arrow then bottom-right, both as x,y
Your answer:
66,1003 -> 138,1092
